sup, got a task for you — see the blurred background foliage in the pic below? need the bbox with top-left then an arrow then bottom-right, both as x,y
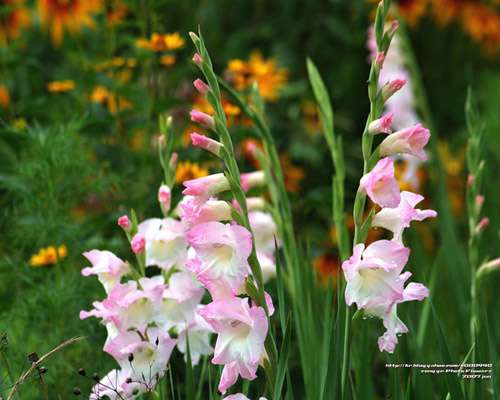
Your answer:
0,0 -> 499,398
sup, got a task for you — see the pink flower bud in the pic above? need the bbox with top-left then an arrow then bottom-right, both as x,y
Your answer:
368,113 -> 393,134
192,53 -> 203,65
375,52 -> 385,70
388,20 -> 399,36
467,174 -> 475,187
182,173 -> 230,197
169,152 -> 178,168
117,215 -> 131,231
380,123 -> 430,160
193,79 -> 209,94
131,233 -> 145,254
240,171 -> 266,192
381,79 -> 406,102
191,132 -> 223,156
158,185 -> 171,213
190,110 -> 215,130
475,217 -> 489,234
475,195 -> 484,208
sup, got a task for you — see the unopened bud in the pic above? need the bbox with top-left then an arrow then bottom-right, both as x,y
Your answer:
240,171 -> 266,192
381,79 -> 406,102
190,110 -> 215,130
118,215 -> 131,231
368,112 -> 393,134
475,217 -> 489,234
192,53 -> 203,65
467,174 -> 475,187
190,132 -> 223,156
131,233 -> 145,254
158,185 -> 171,214
193,79 -> 209,95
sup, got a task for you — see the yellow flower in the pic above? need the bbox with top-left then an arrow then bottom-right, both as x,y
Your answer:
0,0 -> 31,45
47,79 -> 76,93
90,85 -> 132,114
0,84 -> 11,109
12,117 -> 27,131
226,52 -> 288,101
136,32 -> 185,52
160,55 -> 176,67
175,161 -> 209,184
29,245 -> 68,267
37,0 -> 103,46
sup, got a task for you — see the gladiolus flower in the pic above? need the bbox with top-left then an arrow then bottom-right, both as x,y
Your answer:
372,191 -> 437,242
191,132 -> 223,156
342,240 -> 428,353
82,250 -> 131,293
368,113 -> 394,134
249,211 -> 279,282
131,233 -> 145,254
199,297 -> 268,394
240,171 -> 266,192
224,395 -> 268,400
182,173 -> 230,197
381,78 -> 406,102
190,109 -> 215,130
158,185 -> 171,213
379,123 -> 430,160
193,78 -> 209,94
117,215 -> 131,230
138,218 -> 187,269
186,221 -> 252,299
359,157 -> 400,208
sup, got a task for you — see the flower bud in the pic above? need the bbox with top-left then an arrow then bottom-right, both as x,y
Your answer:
379,123 -> 430,160
381,79 -> 406,102
131,233 -> 145,254
182,173 -> 230,197
190,110 -> 215,130
375,52 -> 385,72
191,132 -> 223,156
368,113 -> 393,134
192,53 -> 203,65
193,79 -> 209,94
240,171 -> 266,192
477,258 -> 500,280
475,194 -> 484,211
467,174 -> 475,187
169,152 -> 178,168
158,185 -> 171,213
117,215 -> 131,231
475,217 -> 489,234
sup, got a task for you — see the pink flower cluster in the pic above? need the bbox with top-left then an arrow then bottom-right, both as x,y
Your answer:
81,172 -> 278,397
343,31 -> 438,354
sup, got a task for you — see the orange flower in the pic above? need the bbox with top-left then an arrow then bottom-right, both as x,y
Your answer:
105,0 -> 127,26
47,79 -> 75,92
37,0 -> 102,46
30,245 -> 68,267
136,32 -> 185,52
226,52 -> 288,101
0,0 -> 30,45
394,0 -> 429,26
461,3 -> 500,53
313,253 -> 340,283
160,54 -> 176,67
0,84 -> 10,109
280,154 -> 304,193
192,93 -> 241,127
90,85 -> 132,114
430,0 -> 465,25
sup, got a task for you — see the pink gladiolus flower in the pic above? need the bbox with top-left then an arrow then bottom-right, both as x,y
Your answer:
193,78 -> 209,94
359,157 -> 400,207
240,171 -> 266,192
190,109 -> 215,130
224,395 -> 268,400
191,132 -> 223,156
379,123 -> 430,160
158,185 -> 171,213
117,215 -> 131,231
179,196 -> 232,226
182,173 -> 230,197
138,218 -> 187,269
131,233 -> 145,254
372,191 -> 437,242
381,78 -> 406,102
82,250 -> 131,293
342,241 -> 428,353
186,221 -> 252,299
368,113 -> 394,134
199,297 -> 268,394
